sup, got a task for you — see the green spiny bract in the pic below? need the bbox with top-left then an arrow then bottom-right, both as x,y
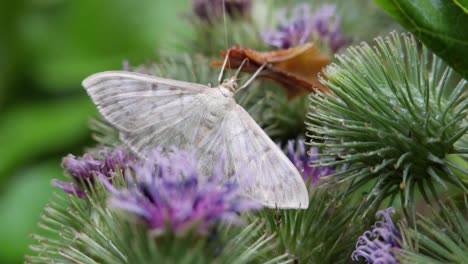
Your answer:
398,201 -> 468,264
306,32 -> 467,218
256,187 -> 367,264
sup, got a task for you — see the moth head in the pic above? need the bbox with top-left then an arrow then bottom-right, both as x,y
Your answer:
221,77 -> 238,92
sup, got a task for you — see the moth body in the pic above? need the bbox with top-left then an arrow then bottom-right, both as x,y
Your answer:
218,76 -> 237,97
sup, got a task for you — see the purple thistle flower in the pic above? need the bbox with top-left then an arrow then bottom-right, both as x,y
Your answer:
352,207 -> 401,264
311,4 -> 348,52
101,147 -> 260,235
193,0 -> 251,22
285,139 -> 335,185
52,147 -> 136,197
261,3 -> 313,49
261,3 -> 348,53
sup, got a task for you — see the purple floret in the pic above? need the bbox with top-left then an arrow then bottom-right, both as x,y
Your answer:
261,3 -> 348,53
352,207 -> 401,264
101,147 -> 260,234
52,147 -> 136,197
284,139 -> 335,185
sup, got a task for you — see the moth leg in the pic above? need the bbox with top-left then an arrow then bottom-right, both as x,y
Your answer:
233,58 -> 249,79
218,49 -> 231,84
237,62 -> 267,92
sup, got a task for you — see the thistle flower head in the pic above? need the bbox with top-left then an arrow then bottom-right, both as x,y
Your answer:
352,207 -> 401,264
261,3 -> 348,52
307,32 -> 467,215
285,139 -> 335,185
62,147 -> 135,180
101,147 -> 260,235
52,147 -> 136,197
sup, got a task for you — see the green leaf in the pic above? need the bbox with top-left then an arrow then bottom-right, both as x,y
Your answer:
17,0 -> 188,91
453,0 -> 468,13
374,0 -> 468,78
0,160 -> 64,264
0,98 -> 95,181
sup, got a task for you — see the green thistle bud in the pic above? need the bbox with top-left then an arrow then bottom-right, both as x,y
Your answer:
257,187 -> 367,263
306,32 -> 467,217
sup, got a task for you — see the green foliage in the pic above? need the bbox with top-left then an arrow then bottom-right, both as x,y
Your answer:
398,201 -> 468,264
307,32 -> 467,218
454,0 -> 468,12
374,0 -> 468,78
0,161 -> 64,263
0,99 -> 94,182
16,0 -> 188,91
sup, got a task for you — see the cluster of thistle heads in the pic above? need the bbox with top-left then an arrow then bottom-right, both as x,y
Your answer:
27,1 -> 466,263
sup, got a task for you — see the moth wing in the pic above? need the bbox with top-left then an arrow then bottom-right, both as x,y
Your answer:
84,71 -> 309,208
83,71 -> 210,154
197,104 -> 309,209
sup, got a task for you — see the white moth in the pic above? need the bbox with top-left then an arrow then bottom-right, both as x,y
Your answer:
82,64 -> 309,209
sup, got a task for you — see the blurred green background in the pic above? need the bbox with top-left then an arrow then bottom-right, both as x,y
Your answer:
0,0 -> 189,262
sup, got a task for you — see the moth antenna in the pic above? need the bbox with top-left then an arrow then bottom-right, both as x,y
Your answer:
236,62 -> 267,93
222,0 -> 228,50
234,58 -> 249,79
222,0 -> 231,70
218,49 -> 231,84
